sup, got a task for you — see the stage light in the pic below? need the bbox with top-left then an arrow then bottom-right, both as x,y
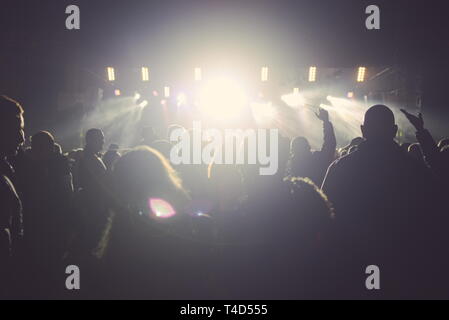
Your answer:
164,86 -> 170,98
281,89 -> 305,107
198,76 -> 248,121
134,92 -> 141,101
357,67 -> 366,82
141,67 -> 149,82
195,67 -> 202,81
114,89 -> 121,96
347,92 -> 354,98
308,66 -> 317,82
177,93 -> 187,106
261,67 -> 269,82
107,67 -> 116,82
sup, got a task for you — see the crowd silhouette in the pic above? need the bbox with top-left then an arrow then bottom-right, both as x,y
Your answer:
1,94 -> 448,299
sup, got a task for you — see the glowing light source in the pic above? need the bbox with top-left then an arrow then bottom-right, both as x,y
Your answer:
107,67 -> 116,82
114,89 -> 121,96
164,86 -> 170,98
347,92 -> 354,98
261,67 -> 269,82
308,66 -> 317,82
293,87 -> 300,94
134,92 -> 141,101
194,67 -> 202,81
357,67 -> 366,82
198,76 -> 248,121
152,90 -> 159,97
141,67 -> 149,82
149,198 -> 176,219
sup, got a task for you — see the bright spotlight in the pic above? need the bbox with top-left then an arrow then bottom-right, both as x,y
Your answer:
194,67 -> 202,81
281,89 -> 305,107
251,102 -> 277,124
114,89 -> 121,96
261,67 -> 269,82
308,66 -> 317,82
347,91 -> 354,98
141,67 -> 149,82
177,93 -> 187,106
357,67 -> 366,82
134,92 -> 141,101
107,67 -> 116,82
164,86 -> 170,98
198,76 -> 248,121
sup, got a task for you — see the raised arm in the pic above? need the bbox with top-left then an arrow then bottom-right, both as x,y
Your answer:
316,108 -> 337,158
400,109 -> 440,170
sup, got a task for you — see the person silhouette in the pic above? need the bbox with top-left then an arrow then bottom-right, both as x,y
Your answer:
322,105 -> 443,298
287,108 -> 336,186
0,95 -> 25,298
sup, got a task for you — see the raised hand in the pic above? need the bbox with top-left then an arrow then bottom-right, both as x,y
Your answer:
315,107 -> 329,122
400,109 -> 424,131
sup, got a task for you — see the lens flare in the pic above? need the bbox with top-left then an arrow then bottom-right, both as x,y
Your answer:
149,198 -> 176,219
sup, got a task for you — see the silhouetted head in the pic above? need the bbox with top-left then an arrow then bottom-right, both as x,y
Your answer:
350,137 -> 364,147
151,140 -> 172,159
438,138 -> 449,151
441,145 -> 449,163
400,142 -> 411,154
85,128 -> 104,153
291,136 -> 311,157
54,143 -> 62,155
0,95 -> 25,157
281,177 -> 334,243
113,146 -> 186,208
348,145 -> 358,154
361,105 -> 397,142
408,143 -> 424,162
31,131 -> 55,160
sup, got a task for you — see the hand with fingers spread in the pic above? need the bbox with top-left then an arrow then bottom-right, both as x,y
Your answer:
401,109 -> 424,131
315,107 -> 329,123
